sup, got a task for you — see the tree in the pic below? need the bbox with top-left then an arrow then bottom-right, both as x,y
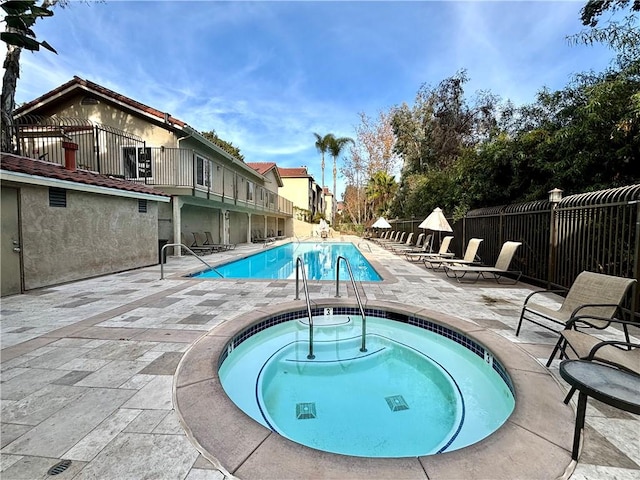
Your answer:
327,135 -> 353,201
313,132 -> 334,188
365,171 -> 397,216
202,130 -> 245,161
1,0 -> 62,153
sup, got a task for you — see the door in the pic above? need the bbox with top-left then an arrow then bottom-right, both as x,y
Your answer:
1,187 -> 22,296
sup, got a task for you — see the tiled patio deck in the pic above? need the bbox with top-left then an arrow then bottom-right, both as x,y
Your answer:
1,236 -> 638,479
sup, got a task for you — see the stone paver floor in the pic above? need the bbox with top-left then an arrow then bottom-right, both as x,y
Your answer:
1,238 -> 638,479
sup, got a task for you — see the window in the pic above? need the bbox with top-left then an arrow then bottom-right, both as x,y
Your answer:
196,156 -> 210,187
122,146 -> 151,179
138,199 -> 147,213
49,187 -> 67,207
247,181 -> 254,201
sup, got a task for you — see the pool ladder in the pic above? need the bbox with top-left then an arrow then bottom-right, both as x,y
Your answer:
294,257 -> 315,359
294,256 -> 368,360
335,256 -> 367,353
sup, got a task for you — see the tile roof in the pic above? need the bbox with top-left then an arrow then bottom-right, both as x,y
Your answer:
278,167 -> 309,178
1,154 -> 170,198
246,162 -> 277,175
14,76 -> 186,128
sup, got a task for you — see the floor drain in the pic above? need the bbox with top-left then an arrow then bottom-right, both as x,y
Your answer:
385,395 -> 409,411
47,459 -> 72,476
296,402 -> 316,419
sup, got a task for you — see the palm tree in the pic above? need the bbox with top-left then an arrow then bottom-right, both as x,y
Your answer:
365,171 -> 397,216
313,133 -> 334,188
327,135 -> 354,201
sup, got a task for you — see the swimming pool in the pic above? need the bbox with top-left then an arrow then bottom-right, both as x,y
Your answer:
218,309 -> 515,458
191,242 -> 382,281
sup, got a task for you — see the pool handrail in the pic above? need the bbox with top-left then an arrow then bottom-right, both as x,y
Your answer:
294,257 -> 315,359
160,243 -> 224,280
335,255 -> 368,352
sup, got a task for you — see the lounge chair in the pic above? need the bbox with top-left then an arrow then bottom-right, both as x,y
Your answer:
546,315 -> 640,401
387,232 -> 414,251
423,238 -> 483,270
192,232 -> 219,254
204,231 -> 235,251
181,233 -> 214,255
252,229 -> 267,243
382,231 -> 407,248
376,231 -> 400,245
516,271 -> 636,336
443,241 -> 522,283
392,233 -> 425,253
405,235 -> 453,262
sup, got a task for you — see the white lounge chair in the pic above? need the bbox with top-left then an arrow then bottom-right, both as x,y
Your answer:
392,233 -> 425,253
443,241 -> 522,283
424,238 -> 483,270
405,236 -> 453,262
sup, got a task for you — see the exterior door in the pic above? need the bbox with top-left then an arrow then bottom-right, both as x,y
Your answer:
1,187 -> 22,296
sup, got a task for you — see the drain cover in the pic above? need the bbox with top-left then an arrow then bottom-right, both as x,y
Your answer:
296,402 -> 317,419
385,395 -> 409,411
47,460 -> 72,476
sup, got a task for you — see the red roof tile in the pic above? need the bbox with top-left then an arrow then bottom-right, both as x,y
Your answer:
246,162 -> 277,175
1,154 -> 170,198
278,167 -> 309,178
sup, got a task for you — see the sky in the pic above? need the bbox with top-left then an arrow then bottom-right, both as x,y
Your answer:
6,0 -> 621,199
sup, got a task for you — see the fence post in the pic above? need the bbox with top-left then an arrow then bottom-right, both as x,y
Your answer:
547,188 -> 563,288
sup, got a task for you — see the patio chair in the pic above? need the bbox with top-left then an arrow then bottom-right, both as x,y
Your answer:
392,233 -> 425,253
405,235 -> 453,262
387,232 -> 413,251
252,230 -> 267,243
423,238 -> 483,270
382,231 -> 407,248
443,241 -> 522,284
191,232 -> 219,254
546,315 -> 640,401
515,271 -> 636,336
181,233 -> 214,255
204,231 -> 235,251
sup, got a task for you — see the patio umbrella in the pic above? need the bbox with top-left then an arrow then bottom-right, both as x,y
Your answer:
418,208 -> 453,250
372,217 -> 392,229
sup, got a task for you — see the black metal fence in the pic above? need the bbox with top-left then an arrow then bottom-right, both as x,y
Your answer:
391,185 -> 639,313
13,115 -> 145,174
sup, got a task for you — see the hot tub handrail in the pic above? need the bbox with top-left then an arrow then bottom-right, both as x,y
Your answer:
160,243 -> 224,280
294,257 -> 315,359
335,255 -> 368,352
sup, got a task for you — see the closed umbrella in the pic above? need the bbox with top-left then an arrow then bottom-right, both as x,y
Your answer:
372,217 -> 392,229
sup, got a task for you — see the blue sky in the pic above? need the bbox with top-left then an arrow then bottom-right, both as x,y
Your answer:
8,1 -> 619,198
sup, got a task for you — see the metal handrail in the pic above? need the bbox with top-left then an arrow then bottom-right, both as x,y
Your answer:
160,243 -> 223,280
335,256 -> 368,352
294,257 -> 315,359
358,241 -> 372,252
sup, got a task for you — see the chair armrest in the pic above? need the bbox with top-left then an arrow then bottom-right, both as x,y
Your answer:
570,303 -> 622,318
522,289 -> 566,306
565,314 -> 638,330
587,340 -> 640,360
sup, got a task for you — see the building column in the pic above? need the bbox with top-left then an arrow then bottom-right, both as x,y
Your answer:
223,209 -> 230,245
247,213 -> 252,243
172,196 -> 183,256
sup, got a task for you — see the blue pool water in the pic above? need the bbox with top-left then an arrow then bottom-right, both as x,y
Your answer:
192,242 -> 382,281
219,313 -> 515,457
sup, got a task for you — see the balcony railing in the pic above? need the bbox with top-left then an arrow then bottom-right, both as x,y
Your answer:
11,118 -> 293,217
